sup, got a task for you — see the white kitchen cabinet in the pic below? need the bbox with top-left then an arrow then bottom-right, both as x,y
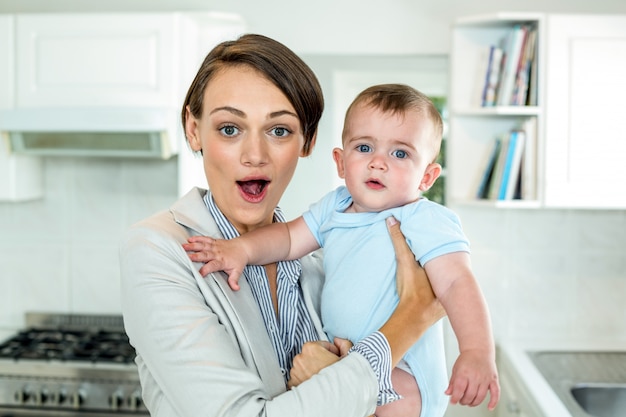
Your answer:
0,137 -> 43,202
0,14 -> 12,109
498,352 -> 544,417
0,14 -> 42,201
448,13 -> 626,209
543,14 -> 626,208
15,13 -> 179,108
0,11 -> 246,199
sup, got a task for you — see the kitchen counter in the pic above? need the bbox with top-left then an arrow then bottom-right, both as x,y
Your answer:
498,338 -> 626,417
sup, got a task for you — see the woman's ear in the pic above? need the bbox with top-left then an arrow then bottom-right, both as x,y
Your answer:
419,162 -> 442,191
185,106 -> 202,152
332,147 -> 346,179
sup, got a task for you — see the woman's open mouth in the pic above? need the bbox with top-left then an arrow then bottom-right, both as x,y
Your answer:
237,179 -> 270,202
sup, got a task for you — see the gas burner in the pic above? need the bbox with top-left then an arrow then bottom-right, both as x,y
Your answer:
0,327 -> 136,364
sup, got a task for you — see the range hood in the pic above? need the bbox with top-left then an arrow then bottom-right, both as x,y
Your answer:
0,107 -> 180,159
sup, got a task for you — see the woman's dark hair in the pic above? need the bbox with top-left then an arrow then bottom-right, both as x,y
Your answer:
181,34 -> 324,156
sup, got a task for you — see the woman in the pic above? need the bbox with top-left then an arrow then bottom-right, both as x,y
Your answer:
120,34 -> 443,417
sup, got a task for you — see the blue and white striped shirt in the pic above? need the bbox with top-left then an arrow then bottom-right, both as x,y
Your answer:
203,192 -> 398,404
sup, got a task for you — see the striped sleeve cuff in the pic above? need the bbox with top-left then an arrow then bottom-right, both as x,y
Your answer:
350,331 -> 402,406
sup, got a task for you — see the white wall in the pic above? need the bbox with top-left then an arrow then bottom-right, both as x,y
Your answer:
2,0 -> 626,54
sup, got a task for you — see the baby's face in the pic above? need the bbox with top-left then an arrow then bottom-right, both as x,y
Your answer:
334,104 -> 440,213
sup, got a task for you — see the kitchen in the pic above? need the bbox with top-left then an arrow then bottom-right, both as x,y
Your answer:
0,0 -> 625,416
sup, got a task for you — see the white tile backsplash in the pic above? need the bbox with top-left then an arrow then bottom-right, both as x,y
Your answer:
0,156 -> 178,331
0,242 -> 70,328
0,157 -> 624,345
69,242 -> 123,313
454,206 -> 626,343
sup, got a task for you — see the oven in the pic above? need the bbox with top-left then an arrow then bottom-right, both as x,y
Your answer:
0,313 -> 147,417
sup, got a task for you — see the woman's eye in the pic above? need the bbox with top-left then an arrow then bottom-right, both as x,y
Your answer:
270,127 -> 290,137
356,144 -> 371,153
393,149 -> 408,159
219,125 -> 239,137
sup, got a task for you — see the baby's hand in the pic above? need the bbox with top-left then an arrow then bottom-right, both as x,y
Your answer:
445,349 -> 500,411
183,236 -> 247,291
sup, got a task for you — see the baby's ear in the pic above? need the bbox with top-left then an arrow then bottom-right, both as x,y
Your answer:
332,148 -> 346,179
419,163 -> 442,191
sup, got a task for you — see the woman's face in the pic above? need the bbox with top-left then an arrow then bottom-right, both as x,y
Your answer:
185,65 -> 305,234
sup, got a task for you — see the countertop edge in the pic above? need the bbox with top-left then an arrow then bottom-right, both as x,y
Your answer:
497,339 -> 626,417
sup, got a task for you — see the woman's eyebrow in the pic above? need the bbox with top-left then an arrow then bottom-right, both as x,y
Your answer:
269,110 -> 298,119
210,106 -> 245,117
208,107 -> 297,120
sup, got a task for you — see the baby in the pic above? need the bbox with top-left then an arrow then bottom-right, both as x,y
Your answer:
185,84 -> 500,417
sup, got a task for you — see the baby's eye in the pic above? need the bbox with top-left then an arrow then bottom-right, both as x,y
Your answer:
356,144 -> 372,153
270,127 -> 291,137
219,125 -> 240,137
393,149 -> 408,159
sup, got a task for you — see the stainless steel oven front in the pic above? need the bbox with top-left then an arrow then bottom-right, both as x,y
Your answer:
0,313 -> 147,417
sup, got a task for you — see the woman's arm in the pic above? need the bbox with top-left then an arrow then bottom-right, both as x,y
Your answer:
381,216 -> 446,366
288,216 -> 446,388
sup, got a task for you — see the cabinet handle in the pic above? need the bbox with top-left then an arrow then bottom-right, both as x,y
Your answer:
507,400 -> 521,415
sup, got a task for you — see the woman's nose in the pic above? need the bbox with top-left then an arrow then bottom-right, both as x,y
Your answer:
241,133 -> 269,166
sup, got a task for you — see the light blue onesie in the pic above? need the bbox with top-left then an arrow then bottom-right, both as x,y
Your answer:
302,186 -> 470,417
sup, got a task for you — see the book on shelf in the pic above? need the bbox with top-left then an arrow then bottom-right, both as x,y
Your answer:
520,117 -> 537,199
497,130 -> 526,200
512,27 -> 538,106
476,137 -> 502,199
481,45 -> 504,107
474,46 -> 493,107
487,134 -> 510,200
497,25 -> 528,106
527,28 -> 539,106
477,23 -> 538,107
476,122 -> 537,202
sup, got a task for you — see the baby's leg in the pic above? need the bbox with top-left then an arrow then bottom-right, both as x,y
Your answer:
374,367 -> 422,417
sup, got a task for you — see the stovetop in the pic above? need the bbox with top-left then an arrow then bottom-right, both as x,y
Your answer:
0,328 -> 135,364
0,312 -> 135,365
0,313 -> 146,415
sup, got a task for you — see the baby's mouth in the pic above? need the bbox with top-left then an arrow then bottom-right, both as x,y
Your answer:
237,179 -> 269,196
366,179 -> 385,189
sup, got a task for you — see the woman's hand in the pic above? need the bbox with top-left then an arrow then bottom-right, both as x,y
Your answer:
287,338 -> 353,389
380,216 -> 447,367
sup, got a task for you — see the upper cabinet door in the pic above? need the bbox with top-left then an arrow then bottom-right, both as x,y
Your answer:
544,15 -> 626,208
15,13 -> 177,108
0,15 -> 13,109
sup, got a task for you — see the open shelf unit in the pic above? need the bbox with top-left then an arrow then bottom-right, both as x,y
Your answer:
447,13 -> 544,208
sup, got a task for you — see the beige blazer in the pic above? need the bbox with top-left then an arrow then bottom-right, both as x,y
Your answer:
121,188 -> 378,417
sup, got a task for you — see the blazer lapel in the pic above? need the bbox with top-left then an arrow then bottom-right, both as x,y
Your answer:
173,188 -> 286,396
209,271 -> 286,396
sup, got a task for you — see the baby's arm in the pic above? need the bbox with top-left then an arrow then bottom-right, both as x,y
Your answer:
184,216 -> 320,290
424,252 -> 500,411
